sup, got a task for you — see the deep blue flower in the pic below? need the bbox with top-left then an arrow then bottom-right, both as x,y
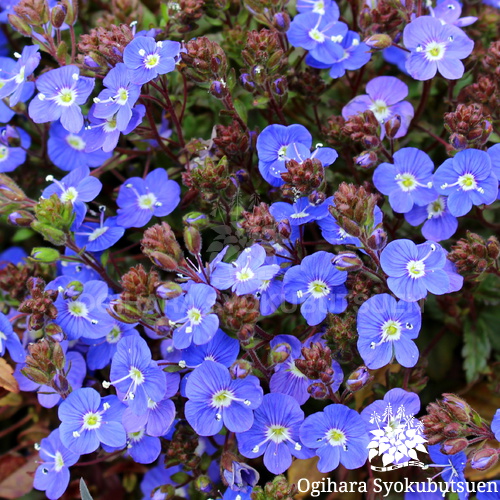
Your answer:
125,429 -> 161,464
180,328 -> 239,368
476,481 -> 500,500
0,246 -> 26,268
343,77 -> 414,139
0,125 -> 30,173
104,335 -> 166,415
0,56 -> 34,123
434,148 -> 498,217
166,283 -> 219,350
0,310 -> 24,362
373,148 -> 436,214
185,360 -> 263,436
211,243 -> 280,296
116,168 -> 180,228
75,215 -> 125,252
51,278 -> 114,340
357,294 -> 422,369
92,63 -> 142,130
237,393 -> 312,474
383,46 -> 409,74
403,16 -> 474,80
28,65 -> 95,133
300,404 -> 369,472
431,0 -> 477,27
47,121 -> 110,171
140,460 -> 189,500
58,388 -> 127,454
283,251 -> 348,325
488,143 -> 500,199
33,429 -> 80,500
0,45 -> 39,106
123,37 -> 180,85
42,166 -> 102,229
405,195 -> 458,241
380,239 -> 450,302
59,248 -> 101,282
428,444 -> 468,500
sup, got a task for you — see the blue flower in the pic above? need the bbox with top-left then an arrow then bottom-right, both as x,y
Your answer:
58,388 -> 127,454
0,310 -> 24,362
357,294 -> 422,369
104,335 -> 166,415
343,77 -> 414,139
165,283 -> 219,349
185,360 -> 263,436
179,328 -> 239,368
237,393 -> 312,474
297,0 -> 336,15
300,404 -> 369,472
75,215 -> 125,252
283,251 -> 348,325
42,166 -> 102,229
427,444 -> 468,500
405,195 -> 458,241
116,168 -> 180,228
92,63 -> 142,130
373,148 -> 436,214
211,243 -> 280,296
140,460 -> 189,500
490,408 -> 500,441
51,279 -> 114,340
125,429 -> 161,464
256,123 -> 312,186
123,37 -> 180,85
223,460 -> 259,494
431,0 -> 477,27
47,121 -> 110,172
0,45 -> 40,106
383,46 -> 409,74
488,143 -> 500,199
0,125 -> 30,173
33,429 -> 80,500
306,31 -> 371,79
28,65 -> 95,133
403,16 -> 474,81
380,239 -> 450,301
434,148 -> 498,217
476,481 -> 500,500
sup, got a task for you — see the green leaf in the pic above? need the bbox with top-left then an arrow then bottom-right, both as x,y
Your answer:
80,478 -> 94,500
11,228 -> 34,243
170,471 -> 190,484
462,317 -> 491,383
232,98 -> 248,124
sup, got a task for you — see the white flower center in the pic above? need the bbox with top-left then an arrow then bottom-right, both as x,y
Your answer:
427,197 -> 445,218
55,88 -> 77,107
309,28 -> 325,43
129,366 -> 145,385
144,53 -> 160,68
106,326 -> 122,344
290,211 -> 309,219
0,146 -> 8,162
60,187 -> 78,203
212,389 -> 234,408
307,279 -> 330,298
425,41 -> 446,61
83,411 -> 102,430
54,451 -> 65,472
88,226 -> 109,242
312,0 -> 326,14
395,173 -> 417,192
68,300 -> 88,318
406,259 -> 425,278
66,134 -> 85,151
138,192 -> 158,210
236,266 -> 255,282
327,428 -> 347,447
187,307 -> 203,325
117,87 -> 129,105
458,173 -> 478,191
128,429 -> 145,443
266,425 -> 291,444
369,99 -> 390,122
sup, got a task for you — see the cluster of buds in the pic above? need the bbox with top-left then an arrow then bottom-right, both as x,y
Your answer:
0,261 -> 36,302
288,68 -> 326,102
22,337 -> 70,398
422,394 -> 498,469
325,312 -> 357,361
244,0 -> 290,31
18,277 -> 58,331
448,231 -> 500,278
459,76 -> 500,120
141,222 -> 187,272
112,264 -> 161,323
329,182 -> 381,241
483,40 -> 500,77
164,422 -> 200,470
295,342 -> 338,399
444,104 -> 492,153
342,111 -> 381,150
185,156 -> 237,202
250,475 -> 297,500
164,0 -> 205,33
359,0 -> 413,38
212,120 -> 250,165
280,157 -> 324,199
0,174 -> 31,218
96,0 -> 143,27
218,294 -> 260,344
240,202 -> 278,243
31,194 -> 75,246
78,24 -> 134,72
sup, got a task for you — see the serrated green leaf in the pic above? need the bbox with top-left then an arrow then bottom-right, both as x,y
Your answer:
80,478 -> 94,500
462,317 -> 491,383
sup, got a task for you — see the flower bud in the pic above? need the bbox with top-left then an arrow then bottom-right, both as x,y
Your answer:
308,190 -> 326,206
272,77 -> 287,96
442,422 -> 464,438
50,4 -> 67,28
471,448 -> 499,471
277,219 -> 291,239
229,359 -> 253,379
346,366 -> 372,392
440,438 -> 468,455
64,281 -> 84,300
355,151 -> 377,167
367,228 -> 387,251
183,212 -> 209,230
240,73 -> 255,92
8,210 -> 34,226
156,282 -> 183,300
30,247 -> 60,263
272,11 -> 290,32
237,324 -> 255,345
183,226 -> 202,255
332,252 -> 363,272
210,80 -> 229,99
364,34 -> 392,50
83,55 -> 100,68
269,342 -> 292,365
384,114 -> 401,139
442,393 -> 472,423
194,475 -> 212,493
8,14 -> 32,36
308,382 -> 329,399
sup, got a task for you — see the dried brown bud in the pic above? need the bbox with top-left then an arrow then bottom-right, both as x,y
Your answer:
241,203 -> 278,243
141,223 -> 186,271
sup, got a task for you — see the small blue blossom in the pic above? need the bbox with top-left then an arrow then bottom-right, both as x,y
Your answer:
123,37 -> 180,85
430,0 -> 477,27
165,283 -> 219,349
185,360 -> 263,436
380,239 -> 450,302
75,215 -> 125,252
28,65 -> 95,133
58,388 -> 127,454
0,125 -> 30,173
300,404 -> 369,473
297,0 -> 336,15
223,460 -> 259,494
283,251 -> 348,325
104,335 -> 167,415
427,444 -> 468,500
434,148 -> 498,217
237,393 -> 312,475
33,429 -> 80,500
116,168 -> 180,228
476,481 -> 500,500
357,294 -> 421,369
0,310 -> 24,362
211,243 -> 280,296
403,16 -> 474,81
125,428 -> 162,464
373,148 -> 436,214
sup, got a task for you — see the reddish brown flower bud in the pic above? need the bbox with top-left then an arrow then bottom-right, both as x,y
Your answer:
281,157 -> 324,198
141,223 -> 186,271
471,448 -> 499,471
440,438 -> 469,455
241,202 -> 278,243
